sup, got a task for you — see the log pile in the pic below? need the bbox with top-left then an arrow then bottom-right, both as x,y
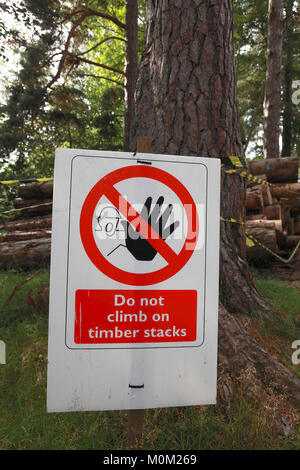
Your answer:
246,156 -> 300,260
0,182 -> 53,266
1,157 -> 299,266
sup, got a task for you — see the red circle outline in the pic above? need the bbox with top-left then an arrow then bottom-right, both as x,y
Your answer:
80,165 -> 199,286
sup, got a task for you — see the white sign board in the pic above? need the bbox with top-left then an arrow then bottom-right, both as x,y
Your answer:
47,149 -> 220,412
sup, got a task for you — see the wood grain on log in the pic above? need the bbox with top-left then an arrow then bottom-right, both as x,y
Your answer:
18,181 -> 53,200
263,204 -> 282,220
0,230 -> 51,242
246,190 -> 264,211
294,218 -> 300,234
13,198 -> 52,215
270,183 -> 300,199
0,238 -> 51,264
0,215 -> 52,232
249,184 -> 272,206
248,156 -> 299,183
246,219 -> 282,231
246,227 -> 278,250
245,214 -> 267,221
285,236 -> 300,248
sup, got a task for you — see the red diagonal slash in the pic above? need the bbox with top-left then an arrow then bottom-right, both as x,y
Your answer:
80,164 -> 199,286
103,184 -> 178,265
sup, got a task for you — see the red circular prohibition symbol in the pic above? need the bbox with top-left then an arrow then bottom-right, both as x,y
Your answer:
80,165 -> 199,286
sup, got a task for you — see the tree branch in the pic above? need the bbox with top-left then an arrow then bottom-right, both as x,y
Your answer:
77,36 -> 126,57
70,53 -> 125,75
78,73 -> 125,88
63,8 -> 126,30
46,11 -> 90,89
46,9 -> 126,90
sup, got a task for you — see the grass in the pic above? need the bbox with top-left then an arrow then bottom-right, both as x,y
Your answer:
247,271 -> 300,378
0,268 -> 299,449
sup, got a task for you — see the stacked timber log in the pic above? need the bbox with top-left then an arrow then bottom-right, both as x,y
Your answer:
0,182 -> 53,266
246,156 -> 300,260
1,157 -> 299,265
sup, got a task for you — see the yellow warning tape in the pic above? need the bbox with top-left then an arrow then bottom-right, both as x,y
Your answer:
223,157 -> 300,199
0,201 -> 52,215
220,216 -> 245,226
0,177 -> 53,186
224,168 -> 272,185
245,233 -> 300,264
220,217 -> 300,263
228,156 -> 244,168
225,167 -> 300,197
221,156 -> 246,169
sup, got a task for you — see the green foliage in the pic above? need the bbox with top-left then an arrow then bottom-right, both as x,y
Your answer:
234,0 -> 300,158
0,0 -> 131,182
234,0 -> 268,157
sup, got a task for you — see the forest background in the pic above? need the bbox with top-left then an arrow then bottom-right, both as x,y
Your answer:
0,0 -> 299,207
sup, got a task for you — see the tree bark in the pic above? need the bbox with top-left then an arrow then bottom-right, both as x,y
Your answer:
124,0 -> 138,151
263,0 -> 284,159
131,0 -> 264,314
129,0 -> 300,430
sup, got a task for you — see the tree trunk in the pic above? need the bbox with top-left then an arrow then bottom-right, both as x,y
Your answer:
131,0 -> 263,314
282,0 -> 295,157
124,0 -> 138,152
129,0 -> 300,431
263,0 -> 284,159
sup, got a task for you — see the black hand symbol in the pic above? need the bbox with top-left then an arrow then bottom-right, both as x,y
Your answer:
121,196 -> 179,261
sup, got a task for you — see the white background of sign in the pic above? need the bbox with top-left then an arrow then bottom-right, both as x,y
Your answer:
47,149 -> 220,412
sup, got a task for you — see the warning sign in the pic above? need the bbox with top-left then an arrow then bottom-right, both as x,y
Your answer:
47,149 -> 220,413
79,165 -> 199,285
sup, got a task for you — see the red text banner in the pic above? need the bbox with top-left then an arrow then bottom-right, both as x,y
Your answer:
74,290 -> 197,344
